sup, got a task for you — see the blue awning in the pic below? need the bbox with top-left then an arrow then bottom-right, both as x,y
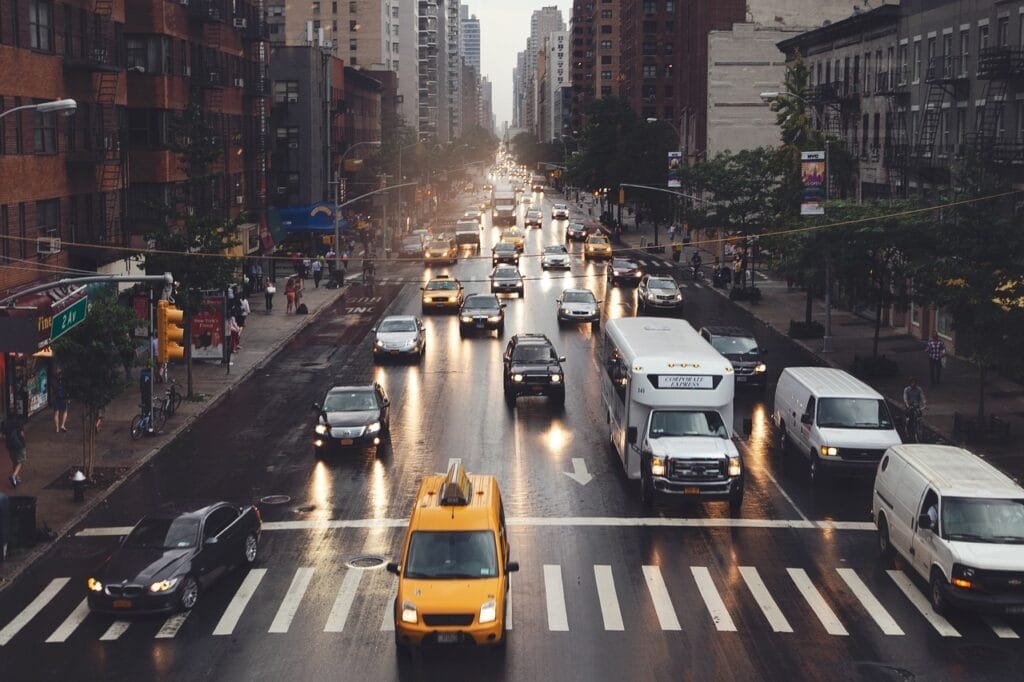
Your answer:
270,202 -> 351,234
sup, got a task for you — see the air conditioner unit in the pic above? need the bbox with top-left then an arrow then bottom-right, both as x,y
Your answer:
36,237 -> 61,255
287,141 -> 299,149
236,195 -> 244,205
233,18 -> 247,28
233,77 -> 245,87
185,66 -> 192,76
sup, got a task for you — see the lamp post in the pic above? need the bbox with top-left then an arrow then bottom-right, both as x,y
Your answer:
329,140 -> 381,274
0,98 -> 77,120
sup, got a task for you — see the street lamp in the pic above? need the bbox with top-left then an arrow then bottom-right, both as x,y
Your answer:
330,140 -> 381,274
0,98 -> 77,120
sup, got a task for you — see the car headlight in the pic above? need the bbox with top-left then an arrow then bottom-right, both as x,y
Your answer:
366,421 -> 382,434
551,373 -> 562,383
488,315 -> 502,321
951,564 -> 976,589
447,296 -> 458,302
651,456 -> 666,477
672,293 -> 683,301
634,272 -> 642,277
374,339 -> 384,348
401,601 -> 418,624
512,374 -> 524,383
315,423 -> 329,435
479,599 -> 498,624
728,456 -> 742,477
149,577 -> 180,593
461,315 -> 473,322
820,445 -> 838,456
754,363 -> 767,373
87,577 -> 103,592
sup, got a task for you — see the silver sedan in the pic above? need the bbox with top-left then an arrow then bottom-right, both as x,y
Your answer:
556,287 -> 601,327
372,315 -> 426,362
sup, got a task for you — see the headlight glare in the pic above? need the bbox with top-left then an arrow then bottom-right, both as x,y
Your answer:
366,421 -> 382,434
461,315 -> 472,322
479,600 -> 497,624
728,456 -> 742,477
820,446 -> 838,456
87,578 -> 103,592
551,373 -> 562,383
651,456 -> 666,477
754,363 -> 767,373
149,577 -> 179,593
513,374 -> 524,382
401,602 -> 418,624
315,424 -> 329,435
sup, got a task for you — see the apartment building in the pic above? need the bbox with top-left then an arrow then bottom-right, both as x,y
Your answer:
569,0 -> 618,131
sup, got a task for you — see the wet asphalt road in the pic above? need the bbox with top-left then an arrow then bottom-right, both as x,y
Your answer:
0,186 -> 1021,681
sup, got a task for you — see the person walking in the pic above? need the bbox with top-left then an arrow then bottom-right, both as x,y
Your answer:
3,416 -> 26,488
302,256 -> 312,280
53,370 -> 69,433
229,315 -> 241,354
265,279 -> 276,312
236,296 -> 250,349
926,332 -> 946,385
285,279 -> 296,314
311,257 -> 323,288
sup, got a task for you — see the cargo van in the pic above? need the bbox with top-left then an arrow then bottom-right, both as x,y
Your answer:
872,444 -> 1024,615
772,367 -> 901,484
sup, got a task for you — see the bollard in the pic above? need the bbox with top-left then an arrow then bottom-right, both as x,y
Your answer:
71,469 -> 87,503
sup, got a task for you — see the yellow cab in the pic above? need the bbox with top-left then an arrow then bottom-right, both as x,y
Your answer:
500,227 -> 525,252
584,233 -> 613,260
387,462 -> 519,649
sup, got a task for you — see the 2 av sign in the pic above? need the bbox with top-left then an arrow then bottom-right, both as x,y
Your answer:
49,295 -> 89,342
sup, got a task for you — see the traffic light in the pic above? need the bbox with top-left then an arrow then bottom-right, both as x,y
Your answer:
156,299 -> 185,364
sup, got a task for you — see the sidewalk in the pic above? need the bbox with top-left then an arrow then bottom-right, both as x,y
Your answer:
0,278 -> 350,586
564,194 -> 1024,480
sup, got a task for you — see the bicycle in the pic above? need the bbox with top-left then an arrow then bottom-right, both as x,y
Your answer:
164,379 -> 183,418
130,401 -> 167,440
905,404 -> 924,443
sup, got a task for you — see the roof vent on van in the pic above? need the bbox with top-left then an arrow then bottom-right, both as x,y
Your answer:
439,461 -> 472,506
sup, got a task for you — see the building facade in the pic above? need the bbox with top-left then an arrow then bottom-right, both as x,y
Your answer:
569,0 -> 619,131
445,0 -> 461,139
543,31 -> 570,142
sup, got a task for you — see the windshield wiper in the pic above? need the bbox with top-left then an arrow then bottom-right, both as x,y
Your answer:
946,533 -> 990,542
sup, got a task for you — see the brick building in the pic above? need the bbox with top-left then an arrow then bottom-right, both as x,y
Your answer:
569,0 -> 619,131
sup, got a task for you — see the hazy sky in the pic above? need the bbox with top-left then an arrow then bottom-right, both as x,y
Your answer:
468,0 -> 570,130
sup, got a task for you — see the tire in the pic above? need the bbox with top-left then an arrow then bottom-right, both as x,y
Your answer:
497,323 -> 505,336
808,451 -> 825,485
591,319 -> 600,330
776,427 -> 789,458
177,575 -> 199,612
551,391 -> 566,409
518,291 -> 523,299
243,533 -> 259,566
169,391 -> 183,416
930,569 -> 950,616
459,326 -> 467,338
130,415 -> 145,441
729,486 -> 744,515
877,515 -> 895,562
639,463 -> 656,507
504,391 -> 516,408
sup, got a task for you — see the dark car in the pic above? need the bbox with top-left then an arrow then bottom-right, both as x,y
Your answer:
503,334 -> 566,408
399,235 -> 425,259
459,293 -> 506,338
524,209 -> 544,228
699,325 -> 768,387
565,222 -> 589,241
490,264 -> 525,297
607,258 -> 644,286
313,383 -> 391,455
637,274 -> 683,314
86,503 -> 261,614
492,242 -> 521,266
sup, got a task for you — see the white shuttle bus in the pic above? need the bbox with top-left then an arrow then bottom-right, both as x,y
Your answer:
601,317 -> 744,510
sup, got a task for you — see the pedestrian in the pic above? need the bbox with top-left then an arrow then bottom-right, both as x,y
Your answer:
265,279 -> 276,312
229,315 -> 241,354
252,262 -> 263,291
3,416 -> 26,488
311,257 -> 323,288
926,332 -> 947,385
285,279 -> 296,314
302,256 -> 312,280
236,296 -> 250,349
668,223 -> 677,243
294,276 -> 304,308
53,370 -> 69,433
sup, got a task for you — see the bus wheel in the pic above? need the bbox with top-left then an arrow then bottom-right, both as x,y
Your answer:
639,464 -> 656,506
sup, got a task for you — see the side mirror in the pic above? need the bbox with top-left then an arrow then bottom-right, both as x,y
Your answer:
500,303 -> 507,309
311,402 -> 322,413
204,536 -> 219,546
559,356 -> 566,362
743,418 -> 753,436
801,413 -> 813,425
419,286 -> 424,291
917,514 -> 932,531
386,562 -> 399,575
627,426 -> 638,444
507,560 -> 520,573
555,298 -> 562,304
382,398 -> 390,407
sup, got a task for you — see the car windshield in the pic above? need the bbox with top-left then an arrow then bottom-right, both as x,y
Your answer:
456,222 -> 476,230
590,237 -> 609,245
426,280 -> 459,290
563,291 -> 595,304
513,344 -> 555,362
545,246 -> 567,254
942,498 -> 1024,543
124,517 -> 199,550
815,398 -> 893,429
613,260 -> 637,270
324,391 -> 377,412
494,268 -> 519,278
649,278 -> 677,290
428,240 -> 449,248
649,410 -> 729,439
402,237 -> 421,246
464,296 -> 498,309
494,244 -> 516,252
378,319 -> 417,333
710,335 -> 759,355
405,531 -> 499,579
569,223 -> 584,230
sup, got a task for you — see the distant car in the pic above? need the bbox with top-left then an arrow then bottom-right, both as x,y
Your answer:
87,503 -> 261,614
424,237 -> 458,265
525,209 -> 543,228
699,325 -> 767,387
541,244 -> 571,270
502,333 -> 566,408
421,274 -> 464,313
373,315 -> 426,362
584,234 -> 612,260
638,275 -> 683,314
399,235 -> 425,258
607,258 -> 644,286
492,242 -> 521,266
551,204 -> 570,220
312,383 -> 390,455
490,264 -> 525,297
521,195 -> 533,207
500,228 -> 525,251
459,294 -> 506,338
565,222 -> 588,241
464,209 -> 483,222
556,288 -> 600,327
454,220 -> 481,248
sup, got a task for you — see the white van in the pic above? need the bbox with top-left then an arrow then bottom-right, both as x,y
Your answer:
873,444 -> 1024,615
772,367 -> 901,484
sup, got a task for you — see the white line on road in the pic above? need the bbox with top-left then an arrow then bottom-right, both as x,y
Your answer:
836,568 -> 904,636
45,598 -> 90,643
543,564 -> 569,631
984,617 -> 1019,639
99,620 -> 130,641
155,611 -> 190,639
0,577 -> 69,646
787,568 -> 848,636
642,565 -> 681,631
593,565 -> 624,631
324,570 -> 363,633
213,569 -> 267,636
886,570 -> 960,637
269,567 -> 315,633
735,438 -> 810,523
691,567 -> 737,632
738,566 -> 793,633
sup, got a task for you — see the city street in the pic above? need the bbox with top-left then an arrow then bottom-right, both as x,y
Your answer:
0,187 -> 1020,681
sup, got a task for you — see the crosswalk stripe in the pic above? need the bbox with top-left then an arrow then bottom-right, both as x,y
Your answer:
691,567 -> 737,632
642,565 -> 681,631
543,564 -> 569,631
380,582 -> 397,631
269,567 -> 315,633
99,620 -> 130,641
984,617 -> 1019,639
594,565 -> 624,631
787,568 -> 848,636
738,566 -> 793,633
155,611 -> 190,639
885,570 -> 960,637
0,577 -> 70,646
45,598 -> 90,643
213,569 -> 267,636
836,569 -> 904,636
324,570 -> 363,633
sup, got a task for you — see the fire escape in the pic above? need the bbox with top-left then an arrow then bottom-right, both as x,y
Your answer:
970,46 -> 1024,167
910,53 -> 970,184
808,77 -> 859,197
877,65 -> 911,197
242,0 -> 270,218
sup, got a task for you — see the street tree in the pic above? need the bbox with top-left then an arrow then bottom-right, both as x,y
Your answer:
565,97 -> 640,207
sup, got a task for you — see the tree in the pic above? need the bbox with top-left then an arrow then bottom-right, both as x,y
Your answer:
565,97 -> 640,200
53,291 -> 138,479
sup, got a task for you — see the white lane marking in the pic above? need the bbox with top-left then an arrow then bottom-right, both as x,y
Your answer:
269,567 -> 315,633
886,570 -> 960,637
155,611 -> 190,639
99,620 -> 130,641
836,568 -> 904,636
593,565 -> 624,631
564,458 -> 593,486
380,582 -> 398,631
0,577 -> 70,646
984,617 -> 1019,639
543,564 -> 569,631
45,598 -> 91,643
787,568 -> 848,636
324,570 -> 363,632
691,567 -> 737,632
213,569 -> 267,636
735,438 -> 810,523
446,457 -> 462,473
738,566 -> 793,633
642,565 -> 681,631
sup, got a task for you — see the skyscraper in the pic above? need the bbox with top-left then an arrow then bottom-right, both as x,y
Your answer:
460,7 -> 481,72
515,6 -> 564,136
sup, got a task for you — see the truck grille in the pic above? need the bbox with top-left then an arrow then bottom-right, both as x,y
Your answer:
973,568 -> 1024,593
422,614 -> 474,626
524,373 -> 551,384
669,458 -> 726,482
837,448 -> 885,462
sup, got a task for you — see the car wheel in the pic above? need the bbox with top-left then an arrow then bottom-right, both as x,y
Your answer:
640,461 -> 656,507
497,323 -> 505,336
459,326 -> 467,338
504,391 -> 515,408
930,568 -> 950,616
177,575 -> 199,612
551,391 -> 566,409
808,451 -> 825,485
777,427 -> 789,458
243,533 -> 259,566
877,515 -> 895,563
591,319 -> 600,330
729,485 -> 744,515
518,291 -> 523,299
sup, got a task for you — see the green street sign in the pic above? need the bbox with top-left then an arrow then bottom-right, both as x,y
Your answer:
50,295 -> 88,342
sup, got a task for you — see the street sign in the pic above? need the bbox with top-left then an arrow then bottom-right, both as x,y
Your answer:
49,293 -> 88,342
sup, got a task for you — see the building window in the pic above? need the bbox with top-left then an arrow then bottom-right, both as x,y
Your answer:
36,199 -> 59,237
872,112 -> 880,147
1017,102 -> 1024,142
665,0 -> 675,12
601,70 -> 611,80
939,110 -> 949,152
909,301 -> 920,327
601,9 -> 611,18
912,40 -> 921,81
926,37 -> 935,77
599,40 -> 611,50
312,1 -> 320,13
642,64 -> 656,79
863,53 -> 871,93
349,1 -> 356,11
600,86 -> 612,96
29,0 -> 53,52
349,19 -> 358,30
898,44 -> 907,83
349,39 -> 357,51
979,24 -> 990,55
936,307 -> 953,339
601,55 -> 611,64
959,30 -> 969,75
998,17 -> 1009,46
600,24 -> 612,34
956,107 -> 966,146
273,80 -> 299,103
643,0 -> 655,13
663,64 -> 673,78
33,106 -> 55,153
126,38 -> 147,71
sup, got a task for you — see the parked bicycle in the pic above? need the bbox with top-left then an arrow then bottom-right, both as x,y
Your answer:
130,401 -> 167,440
163,378 -> 183,418
905,404 -> 924,444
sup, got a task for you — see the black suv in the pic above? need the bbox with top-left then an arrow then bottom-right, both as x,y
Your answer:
699,325 -> 768,387
502,334 -> 566,408
459,294 -> 506,337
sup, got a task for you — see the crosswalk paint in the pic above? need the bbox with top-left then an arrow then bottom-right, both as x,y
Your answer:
324,570 -> 363,633
691,567 -> 737,632
0,577 -> 69,646
269,567 -> 315,633
543,564 -> 569,631
213,569 -> 267,636
983,617 -> 1019,639
45,598 -> 90,643
787,568 -> 848,636
738,566 -> 793,633
155,611 -> 190,639
380,582 -> 397,631
836,569 -> 904,636
886,570 -> 960,637
99,620 -> 130,641
642,565 -> 681,631
593,565 -> 624,631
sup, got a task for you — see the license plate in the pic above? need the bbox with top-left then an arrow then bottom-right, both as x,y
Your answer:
1006,606 -> 1024,614
683,487 -> 700,495
113,599 -> 132,609
390,350 -> 400,355
736,376 -> 747,382
436,632 -> 459,644
476,322 -> 486,328
340,438 -> 354,445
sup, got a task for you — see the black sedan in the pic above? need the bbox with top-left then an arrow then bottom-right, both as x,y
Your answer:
503,333 -> 566,408
459,293 -> 506,337
492,242 -> 520,265
565,222 -> 589,241
607,258 -> 644,286
87,503 -> 261,614
313,383 -> 391,455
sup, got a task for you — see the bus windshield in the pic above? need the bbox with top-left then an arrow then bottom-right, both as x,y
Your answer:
649,410 -> 729,439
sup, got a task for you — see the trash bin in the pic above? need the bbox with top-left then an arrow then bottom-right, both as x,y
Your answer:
9,496 -> 36,548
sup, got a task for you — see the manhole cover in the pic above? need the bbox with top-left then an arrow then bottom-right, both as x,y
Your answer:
260,494 -> 292,505
346,555 -> 388,569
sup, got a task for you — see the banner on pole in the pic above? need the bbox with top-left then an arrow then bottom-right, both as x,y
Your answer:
667,151 -> 683,188
800,151 -> 826,215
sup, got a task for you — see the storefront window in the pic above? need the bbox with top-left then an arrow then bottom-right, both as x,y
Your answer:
936,307 -> 953,339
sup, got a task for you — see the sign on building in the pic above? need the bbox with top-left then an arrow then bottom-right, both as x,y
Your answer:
800,151 -> 826,215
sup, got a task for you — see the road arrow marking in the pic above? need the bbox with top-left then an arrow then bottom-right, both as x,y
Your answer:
563,458 -> 593,485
